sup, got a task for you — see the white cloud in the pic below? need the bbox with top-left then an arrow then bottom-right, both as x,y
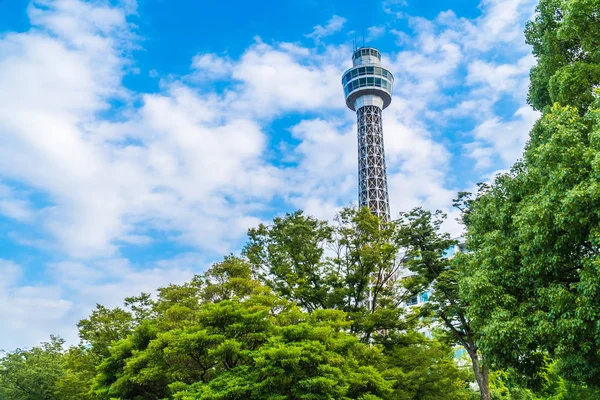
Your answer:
463,144 -> 496,170
306,15 -> 346,42
383,0 -> 408,15
0,256 -> 200,350
0,260 -> 73,350
0,183 -> 34,222
0,0 -> 542,350
367,25 -> 386,41
191,53 -> 233,79
469,106 -> 539,166
0,3 -> 287,258
228,40 -> 346,117
285,118 -> 357,219
467,54 -> 535,96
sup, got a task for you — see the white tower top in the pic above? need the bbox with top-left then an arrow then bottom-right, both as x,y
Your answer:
342,47 -> 394,111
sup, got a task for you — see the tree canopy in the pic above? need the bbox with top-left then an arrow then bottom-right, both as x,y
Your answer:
461,0 -> 600,387
1,246 -> 475,400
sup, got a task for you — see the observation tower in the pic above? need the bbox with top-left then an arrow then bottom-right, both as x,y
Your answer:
342,47 -> 394,222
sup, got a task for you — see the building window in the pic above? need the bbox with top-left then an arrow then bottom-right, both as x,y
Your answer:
407,295 -> 418,306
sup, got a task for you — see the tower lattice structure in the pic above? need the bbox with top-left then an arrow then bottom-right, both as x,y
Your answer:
342,47 -> 394,222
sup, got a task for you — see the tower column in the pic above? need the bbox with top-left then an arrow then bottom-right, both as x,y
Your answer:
357,104 -> 390,222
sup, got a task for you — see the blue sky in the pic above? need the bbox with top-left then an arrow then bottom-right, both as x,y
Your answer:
0,0 -> 539,349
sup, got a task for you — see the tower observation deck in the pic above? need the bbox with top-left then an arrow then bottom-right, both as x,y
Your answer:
342,47 -> 394,222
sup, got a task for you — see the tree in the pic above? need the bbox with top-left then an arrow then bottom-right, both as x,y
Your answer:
77,304 -> 134,358
458,0 -> 600,388
244,207 -> 475,398
525,0 -> 600,113
93,287 -> 397,400
0,336 -> 67,400
246,207 -> 410,340
245,210 -> 341,312
199,255 -> 259,303
89,224 -> 473,400
486,364 -> 600,399
461,100 -> 600,385
380,332 -> 474,400
173,309 -> 396,400
396,207 -> 492,400
331,207 -> 407,339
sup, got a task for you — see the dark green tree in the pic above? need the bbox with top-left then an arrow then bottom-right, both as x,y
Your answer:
526,0 -> 600,113
245,210 -> 340,312
459,0 -> 600,388
396,207 -> 491,400
77,304 -> 134,358
172,309 -> 396,400
461,100 -> 600,385
246,207 -> 410,340
0,336 -> 67,400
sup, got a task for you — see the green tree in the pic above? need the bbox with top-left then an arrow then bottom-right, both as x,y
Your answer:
245,210 -> 341,312
200,255 -> 259,303
92,258 -> 278,399
173,309 -> 396,400
396,207 -> 491,400
461,100 -> 600,385
246,207 -> 410,340
381,332 -> 474,400
0,336 -> 67,400
54,345 -> 97,400
486,364 -> 600,399
77,304 -> 134,358
459,0 -> 600,388
90,230 -> 472,400
331,207 -> 407,339
525,0 -> 600,113
244,207 -> 474,398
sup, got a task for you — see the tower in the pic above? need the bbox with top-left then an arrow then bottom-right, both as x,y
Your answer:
342,47 -> 394,222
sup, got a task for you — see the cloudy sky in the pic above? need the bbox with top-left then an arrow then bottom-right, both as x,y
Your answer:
0,0 -> 539,349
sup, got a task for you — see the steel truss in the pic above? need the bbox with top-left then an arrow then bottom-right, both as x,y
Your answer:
357,105 -> 390,222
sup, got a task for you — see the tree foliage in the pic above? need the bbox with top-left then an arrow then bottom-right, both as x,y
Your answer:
0,336 -> 95,400
246,208 -> 410,340
1,222 -> 479,400
526,0 -> 600,112
462,0 -> 600,387
395,208 -> 492,400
